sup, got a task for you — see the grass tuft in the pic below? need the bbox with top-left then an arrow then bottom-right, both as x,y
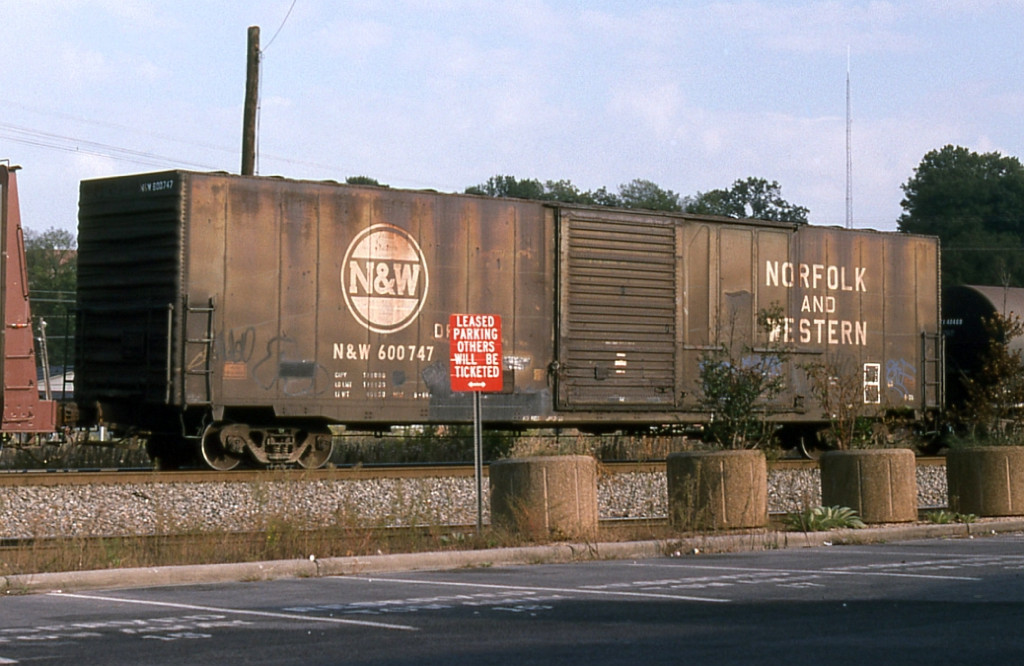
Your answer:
783,505 -> 866,531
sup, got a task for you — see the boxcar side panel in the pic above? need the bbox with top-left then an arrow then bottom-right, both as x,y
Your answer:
679,223 -> 712,412
751,228 -> 794,408
77,171 -> 940,443
177,176 -> 556,427
879,234 -> 922,409
759,226 -> 940,418
718,227 -> 755,344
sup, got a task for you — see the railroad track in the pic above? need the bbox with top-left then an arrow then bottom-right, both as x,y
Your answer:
0,464 -> 485,486
0,457 -> 946,487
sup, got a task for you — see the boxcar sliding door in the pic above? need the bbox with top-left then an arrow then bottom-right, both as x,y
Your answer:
555,209 -> 678,410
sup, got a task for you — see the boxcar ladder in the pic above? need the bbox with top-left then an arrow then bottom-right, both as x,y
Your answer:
182,296 -> 215,407
921,331 -> 944,411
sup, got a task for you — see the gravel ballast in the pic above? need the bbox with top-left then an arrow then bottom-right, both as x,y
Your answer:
0,463 -> 950,539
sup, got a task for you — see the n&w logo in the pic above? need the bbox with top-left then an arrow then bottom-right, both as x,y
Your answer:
341,224 -> 429,333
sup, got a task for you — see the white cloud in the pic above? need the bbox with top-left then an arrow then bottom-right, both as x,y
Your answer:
3,0 -> 1024,239
59,47 -> 111,87
704,1 -> 918,55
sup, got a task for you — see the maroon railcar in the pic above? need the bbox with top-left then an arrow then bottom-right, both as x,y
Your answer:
76,171 -> 941,468
0,165 -> 56,438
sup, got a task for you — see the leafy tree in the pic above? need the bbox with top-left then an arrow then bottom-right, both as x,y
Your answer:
24,227 -> 76,370
802,355 -> 877,450
683,188 -> 731,217
465,175 -> 547,200
697,305 -> 790,449
954,312 -> 1024,443
686,177 -> 809,224
898,145 -> 1024,287
541,179 -> 591,204
467,175 -> 684,211
616,179 -> 683,212
346,175 -> 387,187
467,174 -> 806,218
588,185 -> 621,208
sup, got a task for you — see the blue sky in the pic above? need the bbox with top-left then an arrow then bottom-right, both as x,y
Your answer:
2,1 -> 1023,234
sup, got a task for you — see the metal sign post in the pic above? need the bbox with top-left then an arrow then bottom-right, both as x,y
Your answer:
472,391 -> 483,532
449,314 -> 503,533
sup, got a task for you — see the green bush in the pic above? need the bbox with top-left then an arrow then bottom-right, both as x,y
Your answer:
923,510 -> 976,525
783,505 -> 866,531
697,305 -> 790,450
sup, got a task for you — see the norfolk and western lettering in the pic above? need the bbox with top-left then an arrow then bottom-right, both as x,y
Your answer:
764,260 -> 868,346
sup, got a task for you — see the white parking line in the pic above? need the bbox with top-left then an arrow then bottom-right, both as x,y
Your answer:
346,576 -> 732,603
817,550 -> 1024,568
626,562 -> 981,581
50,592 -> 419,632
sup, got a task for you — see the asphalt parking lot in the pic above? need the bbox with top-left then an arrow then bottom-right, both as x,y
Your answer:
3,530 -> 1024,665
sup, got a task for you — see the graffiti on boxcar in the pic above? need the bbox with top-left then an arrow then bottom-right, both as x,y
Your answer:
886,358 -> 916,401
252,334 -> 327,396
220,326 -> 256,363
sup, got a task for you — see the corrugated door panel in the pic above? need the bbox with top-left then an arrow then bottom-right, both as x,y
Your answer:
76,172 -> 184,406
558,213 -> 676,408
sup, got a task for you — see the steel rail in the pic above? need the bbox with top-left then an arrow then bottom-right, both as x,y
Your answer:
0,458 -> 946,487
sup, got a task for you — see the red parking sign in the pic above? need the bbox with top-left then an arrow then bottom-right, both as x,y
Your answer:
449,314 -> 503,392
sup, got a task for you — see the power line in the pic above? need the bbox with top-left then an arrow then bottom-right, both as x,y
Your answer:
0,113 -> 415,182
0,100 -> 238,159
263,0 -> 298,52
255,2 -> 301,175
0,121 -> 223,171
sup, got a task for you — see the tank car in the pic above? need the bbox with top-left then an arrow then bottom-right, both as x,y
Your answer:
943,284 -> 1024,409
75,171 -> 942,468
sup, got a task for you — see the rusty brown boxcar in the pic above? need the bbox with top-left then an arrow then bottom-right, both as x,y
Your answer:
76,171 -> 941,468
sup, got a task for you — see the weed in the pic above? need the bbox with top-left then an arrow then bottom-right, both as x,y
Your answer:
783,505 -> 866,531
923,510 -> 977,524
802,355 -> 881,450
696,304 -> 792,450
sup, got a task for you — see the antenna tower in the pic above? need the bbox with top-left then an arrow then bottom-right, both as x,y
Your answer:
846,48 -> 853,229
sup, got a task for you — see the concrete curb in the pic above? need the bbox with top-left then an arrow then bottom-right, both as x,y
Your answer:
6,517 -> 1024,595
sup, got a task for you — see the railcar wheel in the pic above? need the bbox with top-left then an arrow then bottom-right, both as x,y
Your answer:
297,428 -> 334,469
200,425 -> 244,471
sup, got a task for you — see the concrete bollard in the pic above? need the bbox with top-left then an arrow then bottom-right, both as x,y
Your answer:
820,449 -> 917,523
947,446 -> 1024,517
667,450 -> 768,530
489,455 -> 598,539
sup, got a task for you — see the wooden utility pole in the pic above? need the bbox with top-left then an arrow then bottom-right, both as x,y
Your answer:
241,26 -> 260,176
